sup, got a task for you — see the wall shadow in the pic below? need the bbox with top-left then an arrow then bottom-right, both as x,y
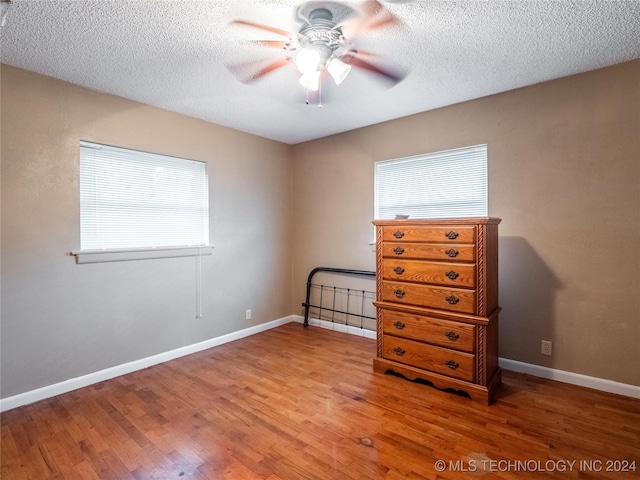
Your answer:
498,236 -> 562,366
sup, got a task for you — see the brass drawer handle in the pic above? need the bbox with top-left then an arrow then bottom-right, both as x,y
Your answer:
445,249 -> 459,258
445,295 -> 459,305
445,270 -> 459,280
393,347 -> 405,356
445,231 -> 459,240
393,247 -> 405,255
394,266 -> 405,275
445,360 -> 459,370
393,321 -> 405,330
445,331 -> 459,341
393,230 -> 405,239
394,289 -> 405,298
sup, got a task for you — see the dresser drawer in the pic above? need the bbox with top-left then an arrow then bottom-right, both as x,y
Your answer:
382,259 -> 476,289
382,310 -> 476,353
382,225 -> 476,244
381,243 -> 476,262
382,281 -> 477,314
382,336 -> 475,382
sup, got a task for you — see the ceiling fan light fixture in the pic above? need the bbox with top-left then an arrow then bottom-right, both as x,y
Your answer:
296,48 -> 322,74
327,57 -> 351,85
299,71 -> 321,91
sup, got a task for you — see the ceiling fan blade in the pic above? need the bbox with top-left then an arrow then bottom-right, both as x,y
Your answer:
360,0 -> 385,18
227,57 -> 292,84
346,56 -> 405,84
364,12 -> 403,31
338,0 -> 379,37
249,40 -> 292,49
360,0 -> 404,31
346,48 -> 379,58
230,19 -> 292,38
340,0 -> 403,37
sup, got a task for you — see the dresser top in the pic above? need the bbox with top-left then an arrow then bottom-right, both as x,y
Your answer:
373,217 -> 501,226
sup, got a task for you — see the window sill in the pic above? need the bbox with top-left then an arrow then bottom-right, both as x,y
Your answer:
70,246 -> 214,264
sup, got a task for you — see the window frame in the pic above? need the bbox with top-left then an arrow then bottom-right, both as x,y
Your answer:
72,141 -> 212,264
374,144 -> 488,221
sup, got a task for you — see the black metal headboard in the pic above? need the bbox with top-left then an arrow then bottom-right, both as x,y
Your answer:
301,267 -> 376,330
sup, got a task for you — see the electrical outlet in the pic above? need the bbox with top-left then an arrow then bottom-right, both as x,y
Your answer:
246,309 -> 252,320
541,340 -> 552,356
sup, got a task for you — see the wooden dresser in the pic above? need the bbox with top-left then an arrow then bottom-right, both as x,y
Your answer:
372,217 -> 501,404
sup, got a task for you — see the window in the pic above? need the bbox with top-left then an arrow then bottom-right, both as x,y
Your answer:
79,141 -> 209,252
374,144 -> 487,219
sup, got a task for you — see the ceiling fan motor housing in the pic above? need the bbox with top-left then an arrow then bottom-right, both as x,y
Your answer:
297,8 -> 347,64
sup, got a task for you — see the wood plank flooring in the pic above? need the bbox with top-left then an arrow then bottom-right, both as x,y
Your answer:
2,322 -> 639,479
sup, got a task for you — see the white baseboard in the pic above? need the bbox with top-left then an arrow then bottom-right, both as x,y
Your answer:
3,317 -> 637,412
498,358 -> 640,399
293,315 -> 377,339
296,317 -> 640,399
0,315 -> 298,413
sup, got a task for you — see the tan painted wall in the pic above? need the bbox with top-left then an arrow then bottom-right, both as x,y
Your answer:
292,60 -> 640,386
2,60 -> 638,398
1,65 -> 293,398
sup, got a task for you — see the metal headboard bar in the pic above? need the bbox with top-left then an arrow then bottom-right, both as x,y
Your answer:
302,267 -> 375,327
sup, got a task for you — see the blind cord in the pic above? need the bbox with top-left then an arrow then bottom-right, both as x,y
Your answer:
195,247 -> 202,319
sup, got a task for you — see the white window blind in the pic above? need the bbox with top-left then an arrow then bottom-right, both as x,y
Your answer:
79,141 -> 209,251
374,145 -> 488,219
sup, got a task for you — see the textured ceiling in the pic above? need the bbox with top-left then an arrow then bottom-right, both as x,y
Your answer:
1,0 -> 639,144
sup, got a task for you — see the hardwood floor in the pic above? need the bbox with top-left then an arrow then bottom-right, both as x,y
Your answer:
2,322 -> 639,479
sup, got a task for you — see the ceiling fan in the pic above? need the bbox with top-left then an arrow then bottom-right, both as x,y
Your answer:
227,0 -> 408,102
